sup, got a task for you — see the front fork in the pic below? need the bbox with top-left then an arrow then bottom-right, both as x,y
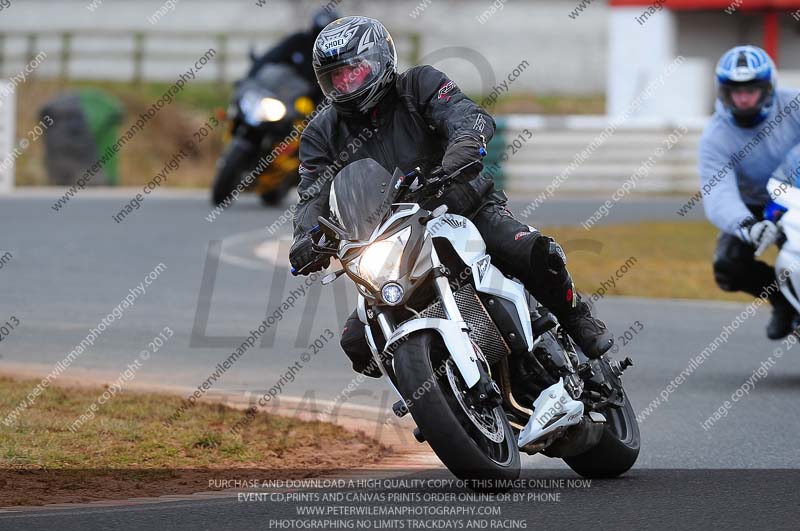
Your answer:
364,248 -> 500,406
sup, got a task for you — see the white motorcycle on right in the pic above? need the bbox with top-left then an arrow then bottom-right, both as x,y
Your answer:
765,153 -> 800,313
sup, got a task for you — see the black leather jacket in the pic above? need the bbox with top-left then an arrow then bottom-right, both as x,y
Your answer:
292,65 -> 496,239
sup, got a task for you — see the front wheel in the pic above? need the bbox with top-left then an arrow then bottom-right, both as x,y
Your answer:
260,174 -> 293,206
563,391 -> 640,478
393,332 -> 520,483
211,138 -> 256,206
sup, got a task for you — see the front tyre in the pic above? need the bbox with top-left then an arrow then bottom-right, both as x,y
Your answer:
260,174 -> 293,206
563,391 -> 640,478
393,332 -> 520,484
211,138 -> 255,206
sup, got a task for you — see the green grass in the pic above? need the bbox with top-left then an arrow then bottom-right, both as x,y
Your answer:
0,376 -> 388,505
470,92 -> 606,115
542,220 -> 771,302
68,79 -> 232,113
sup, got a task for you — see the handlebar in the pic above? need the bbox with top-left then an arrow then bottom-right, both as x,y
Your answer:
290,225 -> 324,276
291,150 -> 486,276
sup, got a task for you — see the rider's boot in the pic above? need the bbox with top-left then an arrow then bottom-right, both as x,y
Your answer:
767,292 -> 796,340
558,293 -> 614,358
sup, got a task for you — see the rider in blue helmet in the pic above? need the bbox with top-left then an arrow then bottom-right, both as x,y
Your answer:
716,45 -> 777,128
699,45 -> 800,339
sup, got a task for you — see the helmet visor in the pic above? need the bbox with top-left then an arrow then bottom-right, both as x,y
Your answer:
719,79 -> 772,117
316,50 -> 383,102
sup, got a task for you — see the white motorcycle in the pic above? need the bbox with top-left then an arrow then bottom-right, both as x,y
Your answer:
295,157 -> 640,483
767,177 -> 800,312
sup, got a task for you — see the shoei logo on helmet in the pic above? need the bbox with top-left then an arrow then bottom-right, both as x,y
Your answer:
319,24 -> 358,54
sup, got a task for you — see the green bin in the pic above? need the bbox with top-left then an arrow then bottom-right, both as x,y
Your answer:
77,90 -> 124,185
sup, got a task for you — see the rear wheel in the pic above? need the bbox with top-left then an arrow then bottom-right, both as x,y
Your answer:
393,332 -> 520,484
563,391 -> 640,478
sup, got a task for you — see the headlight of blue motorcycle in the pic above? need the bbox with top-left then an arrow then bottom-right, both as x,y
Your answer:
357,227 -> 411,292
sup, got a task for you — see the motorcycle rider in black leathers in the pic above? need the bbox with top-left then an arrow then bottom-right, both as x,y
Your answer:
289,16 -> 614,377
247,7 -> 341,104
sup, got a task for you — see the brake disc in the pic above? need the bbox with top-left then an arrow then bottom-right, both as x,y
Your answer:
445,359 -> 505,443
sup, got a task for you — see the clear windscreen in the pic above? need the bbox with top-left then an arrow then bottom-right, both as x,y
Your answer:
330,158 -> 403,241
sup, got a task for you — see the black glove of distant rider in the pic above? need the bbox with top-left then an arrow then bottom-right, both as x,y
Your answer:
442,136 -> 485,181
289,235 -> 329,275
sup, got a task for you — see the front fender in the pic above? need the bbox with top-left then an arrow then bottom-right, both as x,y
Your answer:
385,317 -> 481,388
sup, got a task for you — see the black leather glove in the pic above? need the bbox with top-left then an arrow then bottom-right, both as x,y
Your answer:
289,235 -> 329,275
428,182 -> 481,218
442,136 -> 485,180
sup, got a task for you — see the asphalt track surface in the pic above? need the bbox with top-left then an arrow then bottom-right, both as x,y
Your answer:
1,190 -> 799,529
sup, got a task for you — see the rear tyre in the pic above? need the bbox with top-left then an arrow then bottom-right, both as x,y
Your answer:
563,392 -> 640,478
393,332 -> 520,485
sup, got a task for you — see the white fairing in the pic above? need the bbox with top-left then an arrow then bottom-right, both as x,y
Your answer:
428,213 -> 535,351
768,178 -> 800,313
384,317 -> 481,387
357,294 -> 368,324
426,214 -> 487,263
775,250 -> 800,312
769,177 -> 800,212
518,378 -> 584,448
472,257 -> 535,351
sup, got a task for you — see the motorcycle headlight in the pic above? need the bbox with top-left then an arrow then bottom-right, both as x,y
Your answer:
357,227 -> 412,291
241,93 -> 287,124
256,97 -> 287,122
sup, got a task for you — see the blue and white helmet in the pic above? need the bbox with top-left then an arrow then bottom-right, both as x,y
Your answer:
716,45 -> 777,127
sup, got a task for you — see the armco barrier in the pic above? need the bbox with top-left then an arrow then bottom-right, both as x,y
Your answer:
495,114 -> 707,195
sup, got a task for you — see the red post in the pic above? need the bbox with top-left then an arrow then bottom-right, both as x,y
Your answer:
764,9 -> 779,65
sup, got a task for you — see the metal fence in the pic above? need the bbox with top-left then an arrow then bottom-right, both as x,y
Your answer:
0,30 -> 422,84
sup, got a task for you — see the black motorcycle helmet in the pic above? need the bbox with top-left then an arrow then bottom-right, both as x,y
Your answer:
311,7 -> 340,35
312,16 -> 398,115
